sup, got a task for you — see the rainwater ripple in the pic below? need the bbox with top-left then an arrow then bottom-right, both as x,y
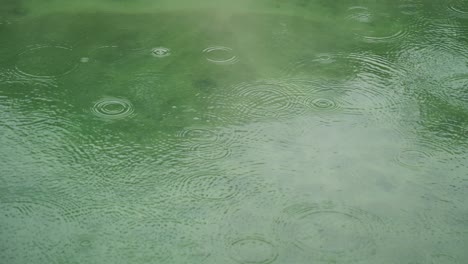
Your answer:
178,172 -> 240,201
398,1 -> 424,16
176,127 -> 237,160
345,6 -> 372,23
0,69 -> 56,87
395,149 -> 434,169
448,0 -> 468,18
15,45 -> 78,78
282,52 -> 357,79
226,79 -> 304,121
290,79 -> 344,115
291,74 -> 403,126
439,74 -> 468,110
276,203 -> 386,263
229,236 -> 278,264
308,98 -> 338,110
346,7 -> 410,44
90,97 -> 135,120
203,46 -> 239,65
359,29 -> 410,44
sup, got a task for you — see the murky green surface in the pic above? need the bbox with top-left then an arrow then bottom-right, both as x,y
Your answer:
0,0 -> 467,263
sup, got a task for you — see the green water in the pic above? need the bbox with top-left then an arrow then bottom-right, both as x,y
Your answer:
1,0 -> 467,263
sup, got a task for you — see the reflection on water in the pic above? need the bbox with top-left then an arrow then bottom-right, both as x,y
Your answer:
0,0 -> 467,263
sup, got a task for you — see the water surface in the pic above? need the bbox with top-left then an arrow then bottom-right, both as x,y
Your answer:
1,0 -> 467,263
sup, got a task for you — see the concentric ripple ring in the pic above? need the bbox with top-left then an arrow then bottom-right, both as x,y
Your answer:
15,46 -> 78,77
229,236 -> 278,264
276,203 -> 385,262
91,97 -> 135,120
203,46 -> 239,65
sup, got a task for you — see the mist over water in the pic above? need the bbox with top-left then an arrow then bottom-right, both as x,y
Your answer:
1,0 -> 467,263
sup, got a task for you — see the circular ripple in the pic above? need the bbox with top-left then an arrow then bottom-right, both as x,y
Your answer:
395,149 -> 433,168
0,68 -> 57,87
177,128 -> 219,142
90,97 -> 135,120
313,53 -> 336,64
292,78 -> 347,110
227,80 -> 304,121
347,52 -> 404,77
399,1 -> 424,15
190,143 -> 232,160
308,98 -> 338,110
177,127 -> 235,161
440,74 -> 468,110
347,8 -> 410,44
359,30 -> 410,44
448,0 -> 468,18
346,6 -> 372,23
203,46 -> 239,65
336,63 -> 403,121
151,47 -> 171,58
229,236 -> 278,264
15,46 -> 78,77
282,53 -> 354,78
179,173 -> 240,201
276,203 -> 384,262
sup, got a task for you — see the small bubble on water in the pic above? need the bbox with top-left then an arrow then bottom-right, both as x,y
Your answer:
80,57 -> 90,63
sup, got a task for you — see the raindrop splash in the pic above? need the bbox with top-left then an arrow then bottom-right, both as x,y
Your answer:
151,47 -> 171,58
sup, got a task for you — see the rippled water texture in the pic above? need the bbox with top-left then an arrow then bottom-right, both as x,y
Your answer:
1,0 -> 467,263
